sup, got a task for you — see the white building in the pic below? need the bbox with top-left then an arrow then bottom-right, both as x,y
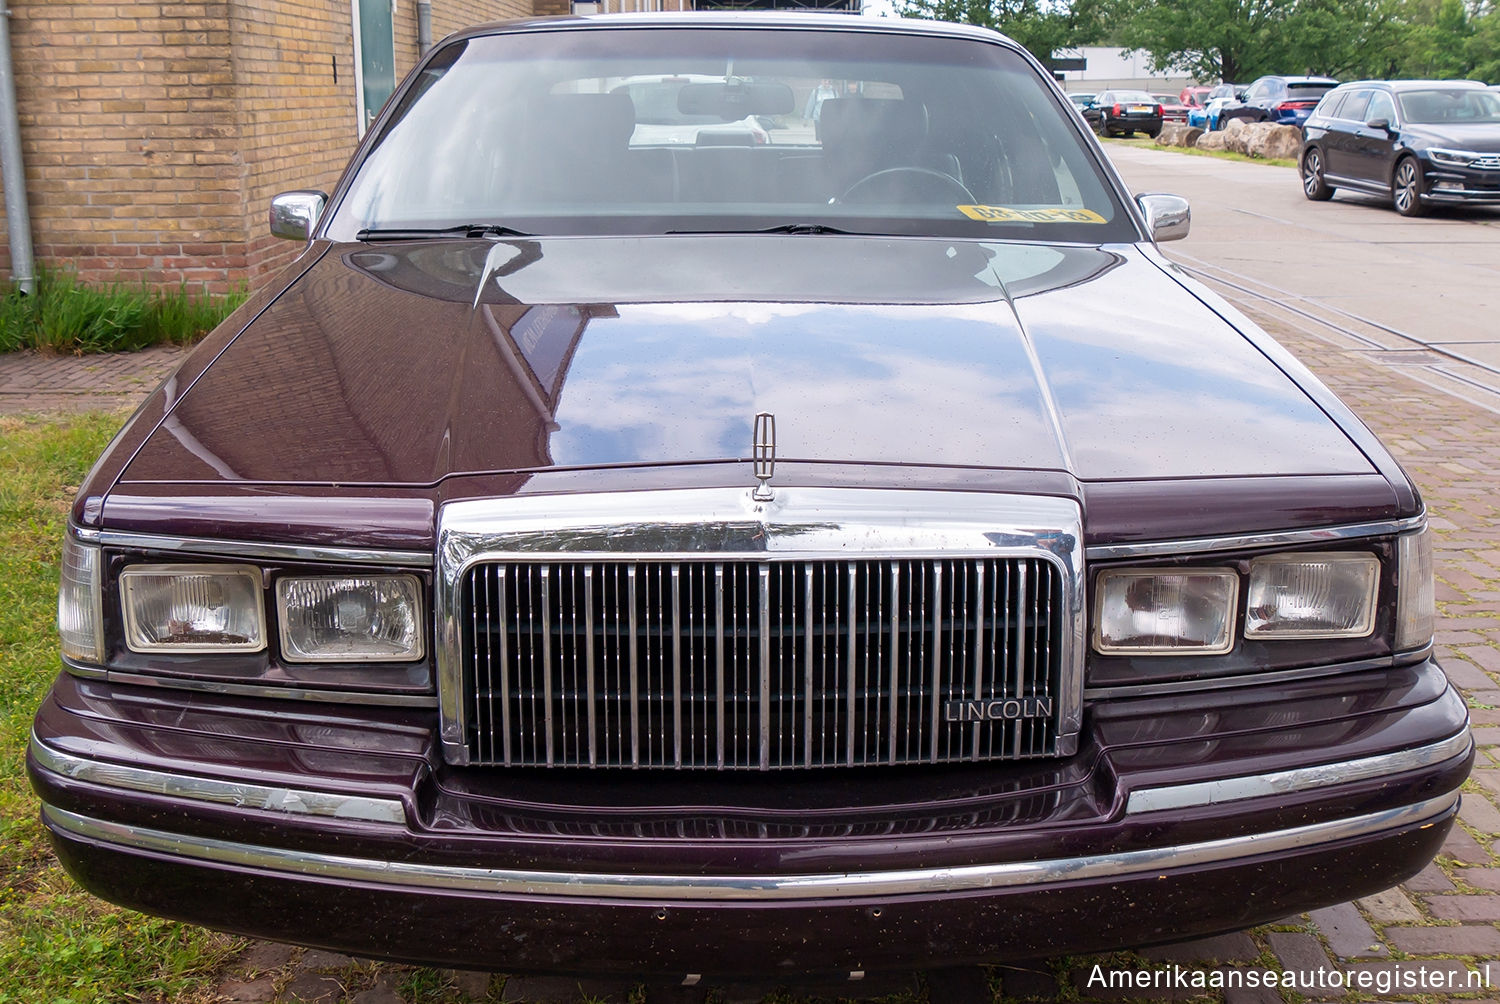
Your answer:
1054,47 -> 1198,95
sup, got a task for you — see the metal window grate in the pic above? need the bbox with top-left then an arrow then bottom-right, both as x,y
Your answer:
460,557 -> 1063,769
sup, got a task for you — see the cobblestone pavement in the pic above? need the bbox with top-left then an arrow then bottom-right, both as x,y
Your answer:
0,342 -> 187,414
5,261 -> 1498,1001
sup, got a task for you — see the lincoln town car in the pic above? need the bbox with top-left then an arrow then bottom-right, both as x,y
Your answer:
28,13 -> 1472,980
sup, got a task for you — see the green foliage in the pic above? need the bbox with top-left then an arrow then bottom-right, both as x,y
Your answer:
898,0 -> 1109,61
0,268 -> 245,356
1108,0 -> 1500,84
0,413 -> 242,1004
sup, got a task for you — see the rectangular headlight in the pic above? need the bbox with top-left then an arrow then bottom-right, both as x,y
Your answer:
1244,552 -> 1378,639
1397,529 -> 1434,649
120,564 -> 266,653
1094,569 -> 1238,654
277,575 -> 424,663
58,536 -> 104,664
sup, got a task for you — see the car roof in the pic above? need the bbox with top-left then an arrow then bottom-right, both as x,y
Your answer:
445,11 -> 1028,52
1330,79 -> 1489,92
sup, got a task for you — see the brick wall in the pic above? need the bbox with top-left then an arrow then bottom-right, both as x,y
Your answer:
0,1 -> 532,295
1,3 -> 247,292
228,0 -> 359,287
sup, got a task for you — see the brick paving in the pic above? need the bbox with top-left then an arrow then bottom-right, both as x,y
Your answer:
5,271 -> 1499,1001
0,343 -> 187,415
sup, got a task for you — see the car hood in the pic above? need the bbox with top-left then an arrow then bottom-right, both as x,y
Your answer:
1406,122 -> 1500,153
119,235 -> 1375,487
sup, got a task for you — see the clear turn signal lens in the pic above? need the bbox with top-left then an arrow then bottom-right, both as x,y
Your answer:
58,536 -> 104,664
277,575 -> 424,663
1094,569 -> 1238,654
1397,529 -> 1434,649
1244,552 -> 1378,639
120,564 -> 266,652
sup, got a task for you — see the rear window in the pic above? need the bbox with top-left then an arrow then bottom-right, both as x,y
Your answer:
327,27 -> 1136,244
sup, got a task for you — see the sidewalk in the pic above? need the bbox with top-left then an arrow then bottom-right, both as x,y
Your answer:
0,343 -> 186,415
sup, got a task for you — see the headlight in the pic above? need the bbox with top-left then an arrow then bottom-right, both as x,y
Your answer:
1427,148 -> 1478,167
1094,569 -> 1238,654
58,536 -> 104,664
120,564 -> 266,652
277,575 -> 424,663
1396,529 -> 1434,649
1243,552 -> 1378,639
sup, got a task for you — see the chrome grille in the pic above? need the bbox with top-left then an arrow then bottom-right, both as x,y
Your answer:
460,557 -> 1063,769
1473,155 -> 1500,170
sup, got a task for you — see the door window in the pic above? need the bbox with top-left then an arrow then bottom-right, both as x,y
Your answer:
1339,90 -> 1371,122
1365,91 -> 1396,125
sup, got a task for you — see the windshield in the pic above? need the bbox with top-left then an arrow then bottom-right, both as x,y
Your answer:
326,26 -> 1135,244
1397,88 -> 1500,125
1112,91 -> 1155,103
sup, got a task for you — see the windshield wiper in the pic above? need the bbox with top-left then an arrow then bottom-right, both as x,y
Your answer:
355,224 -> 534,241
666,223 -> 859,236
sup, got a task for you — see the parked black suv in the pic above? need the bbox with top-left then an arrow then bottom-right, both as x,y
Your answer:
1300,79 -> 1500,216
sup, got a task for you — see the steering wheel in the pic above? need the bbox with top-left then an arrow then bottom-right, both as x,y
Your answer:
836,166 -> 977,205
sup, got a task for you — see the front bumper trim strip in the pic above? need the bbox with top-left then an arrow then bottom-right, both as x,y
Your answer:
1125,728 -> 1472,814
41,791 -> 1458,902
30,736 -> 407,826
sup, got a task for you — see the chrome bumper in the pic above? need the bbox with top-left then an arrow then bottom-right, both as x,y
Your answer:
33,729 -> 1470,902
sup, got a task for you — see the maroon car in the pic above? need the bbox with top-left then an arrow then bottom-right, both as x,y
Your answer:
1154,93 -> 1191,124
29,12 -> 1470,981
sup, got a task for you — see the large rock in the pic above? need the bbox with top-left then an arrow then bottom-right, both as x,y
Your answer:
1156,123 -> 1203,148
1222,117 -> 1253,154
1246,123 -> 1303,160
1195,129 -> 1229,151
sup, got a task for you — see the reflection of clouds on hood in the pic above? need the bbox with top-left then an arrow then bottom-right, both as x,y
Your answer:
624,302 -> 835,328
549,303 -> 1066,471
1061,389 -> 1374,478
1013,249 -> 1371,478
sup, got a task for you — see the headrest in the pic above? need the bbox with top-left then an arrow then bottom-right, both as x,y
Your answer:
535,93 -> 637,148
818,98 -> 929,152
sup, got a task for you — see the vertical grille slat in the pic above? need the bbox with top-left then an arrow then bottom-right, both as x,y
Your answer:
461,557 -> 1064,769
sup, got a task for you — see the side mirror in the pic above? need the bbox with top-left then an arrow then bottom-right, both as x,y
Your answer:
1136,193 -> 1191,242
269,190 -> 328,241
1366,117 -> 1392,133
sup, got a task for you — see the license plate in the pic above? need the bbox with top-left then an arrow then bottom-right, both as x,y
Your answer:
1129,105 -> 1151,114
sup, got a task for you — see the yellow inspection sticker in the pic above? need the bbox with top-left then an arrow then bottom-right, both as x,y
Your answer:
958,205 -> 1108,224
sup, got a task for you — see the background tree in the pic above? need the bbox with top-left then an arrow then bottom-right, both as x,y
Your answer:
1107,0 -> 1497,82
1468,4 -> 1500,80
897,0 -> 1108,61
898,0 -> 1500,85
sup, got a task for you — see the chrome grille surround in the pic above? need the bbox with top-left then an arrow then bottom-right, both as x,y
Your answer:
436,488 -> 1084,768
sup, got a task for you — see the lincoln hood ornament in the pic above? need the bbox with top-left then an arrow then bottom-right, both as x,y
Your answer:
752,412 -> 776,501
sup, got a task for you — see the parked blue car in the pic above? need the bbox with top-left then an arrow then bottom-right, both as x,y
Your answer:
1222,75 -> 1339,128
1187,83 -> 1243,130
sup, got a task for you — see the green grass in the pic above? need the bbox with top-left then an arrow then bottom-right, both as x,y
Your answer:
1103,134 -> 1298,169
0,268 -> 246,355
0,412 -> 242,1004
